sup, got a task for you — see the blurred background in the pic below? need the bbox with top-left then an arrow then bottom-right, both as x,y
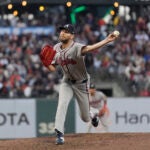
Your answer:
0,0 -> 150,98
0,0 -> 150,139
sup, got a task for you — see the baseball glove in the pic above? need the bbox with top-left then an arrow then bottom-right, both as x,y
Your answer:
40,45 -> 56,67
98,105 -> 109,117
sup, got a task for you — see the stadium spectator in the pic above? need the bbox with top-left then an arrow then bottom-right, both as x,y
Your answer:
0,6 -> 150,97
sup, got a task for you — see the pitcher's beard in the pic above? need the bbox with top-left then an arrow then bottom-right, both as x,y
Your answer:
59,38 -> 69,44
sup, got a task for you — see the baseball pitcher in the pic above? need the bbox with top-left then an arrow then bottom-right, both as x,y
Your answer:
40,24 -> 119,145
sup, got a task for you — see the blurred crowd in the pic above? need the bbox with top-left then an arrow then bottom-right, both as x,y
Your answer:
0,5 -> 150,98
0,6 -> 66,27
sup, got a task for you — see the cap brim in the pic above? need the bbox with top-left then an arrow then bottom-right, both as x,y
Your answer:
59,26 -> 66,30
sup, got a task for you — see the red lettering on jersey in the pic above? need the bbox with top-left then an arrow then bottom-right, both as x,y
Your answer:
58,58 -> 77,66
89,99 -> 101,105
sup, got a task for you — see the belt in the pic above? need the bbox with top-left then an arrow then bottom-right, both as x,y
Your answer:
68,79 -> 88,84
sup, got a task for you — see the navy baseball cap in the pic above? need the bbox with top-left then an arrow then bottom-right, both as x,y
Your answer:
59,24 -> 75,34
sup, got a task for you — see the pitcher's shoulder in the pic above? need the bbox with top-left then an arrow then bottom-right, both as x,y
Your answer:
54,43 -> 61,52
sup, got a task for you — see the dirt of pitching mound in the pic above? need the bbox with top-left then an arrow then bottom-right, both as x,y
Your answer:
0,133 -> 150,150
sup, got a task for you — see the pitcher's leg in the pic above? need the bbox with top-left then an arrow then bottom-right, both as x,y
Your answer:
73,85 -> 91,122
73,84 -> 99,127
55,82 -> 73,134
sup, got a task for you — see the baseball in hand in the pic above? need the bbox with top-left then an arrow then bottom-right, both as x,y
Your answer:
113,30 -> 120,37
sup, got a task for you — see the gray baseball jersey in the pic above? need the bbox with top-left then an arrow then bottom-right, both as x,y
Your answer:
53,41 -> 91,134
89,91 -> 107,110
53,41 -> 89,81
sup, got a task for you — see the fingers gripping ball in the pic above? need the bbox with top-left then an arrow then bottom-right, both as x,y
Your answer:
40,45 -> 56,67
113,30 -> 120,37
